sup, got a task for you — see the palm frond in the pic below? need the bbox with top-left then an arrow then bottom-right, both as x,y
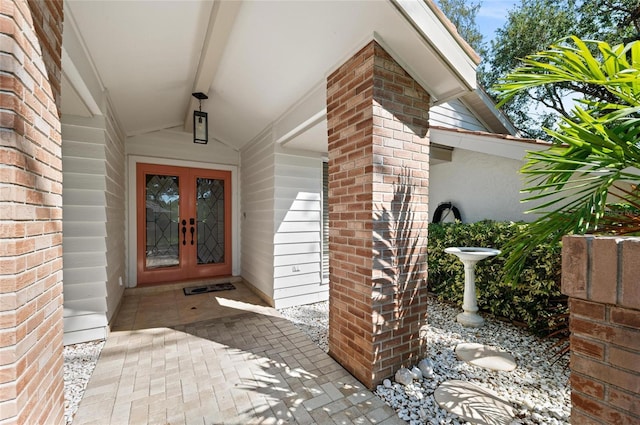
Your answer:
492,36 -> 640,284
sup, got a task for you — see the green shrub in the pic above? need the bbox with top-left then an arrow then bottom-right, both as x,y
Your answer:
428,220 -> 566,332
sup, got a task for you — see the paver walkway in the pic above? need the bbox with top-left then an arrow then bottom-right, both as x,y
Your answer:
72,280 -> 404,425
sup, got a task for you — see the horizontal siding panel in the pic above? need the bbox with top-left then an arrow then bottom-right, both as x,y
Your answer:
274,272 -> 321,289
273,290 -> 329,309
274,242 -> 320,256
62,222 -> 106,237
276,210 -> 321,222
275,154 -> 320,168
276,221 -> 320,233
275,164 -> 320,179
274,187 -> 321,201
278,199 -> 321,211
274,252 -> 320,267
63,173 -> 106,190
63,267 -> 108,285
62,124 -> 107,144
430,100 -> 486,132
63,140 -> 106,158
63,237 -> 107,253
63,189 -> 106,206
274,262 -> 320,278
63,313 -> 108,333
63,252 -> 106,269
274,176 -> 318,190
63,327 -> 107,346
274,282 -> 326,299
63,206 -> 106,222
63,157 -> 106,175
63,281 -> 107,301
64,297 -> 107,317
274,231 -> 320,244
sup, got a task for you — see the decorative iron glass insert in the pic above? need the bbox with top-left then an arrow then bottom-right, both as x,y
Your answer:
196,178 -> 225,264
145,174 -> 180,269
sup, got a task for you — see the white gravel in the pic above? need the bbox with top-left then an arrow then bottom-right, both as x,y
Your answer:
279,297 -> 570,425
63,340 -> 104,425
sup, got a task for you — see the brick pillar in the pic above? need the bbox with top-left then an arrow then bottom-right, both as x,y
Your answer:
562,236 -> 640,424
327,41 -> 430,389
0,1 -> 64,424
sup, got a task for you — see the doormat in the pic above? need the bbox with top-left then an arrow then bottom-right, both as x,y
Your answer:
183,282 -> 236,296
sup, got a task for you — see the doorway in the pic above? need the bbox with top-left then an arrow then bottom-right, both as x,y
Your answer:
136,163 -> 232,284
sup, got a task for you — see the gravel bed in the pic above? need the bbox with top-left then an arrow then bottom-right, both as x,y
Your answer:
63,340 -> 105,425
279,297 -> 570,425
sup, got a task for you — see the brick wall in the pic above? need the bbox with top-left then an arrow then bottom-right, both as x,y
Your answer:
562,235 -> 640,424
0,1 -> 64,424
327,41 -> 430,389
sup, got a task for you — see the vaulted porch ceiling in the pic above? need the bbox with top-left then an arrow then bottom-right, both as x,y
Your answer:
62,0 -> 479,152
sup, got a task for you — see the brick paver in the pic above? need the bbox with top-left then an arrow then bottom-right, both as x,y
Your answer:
73,283 -> 404,424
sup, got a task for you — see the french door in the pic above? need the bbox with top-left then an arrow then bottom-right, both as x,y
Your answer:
136,163 -> 231,284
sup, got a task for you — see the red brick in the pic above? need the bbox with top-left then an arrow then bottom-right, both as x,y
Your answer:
609,346 -> 640,373
570,334 -> 605,359
562,235 -> 590,298
590,237 -> 619,304
610,306 -> 640,329
607,387 -> 640,417
621,238 -> 640,309
572,392 -> 639,424
570,317 -> 640,351
570,298 -> 606,320
572,354 -> 640,393
328,40 -> 429,389
569,408 -> 602,425
571,373 -> 605,398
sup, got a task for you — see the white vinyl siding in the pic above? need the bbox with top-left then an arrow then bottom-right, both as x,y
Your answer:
61,107 -> 125,345
322,161 -> 328,284
240,133 -> 276,300
430,99 -> 487,131
273,153 -> 326,308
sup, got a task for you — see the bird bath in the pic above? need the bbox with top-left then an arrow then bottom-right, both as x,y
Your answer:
444,247 -> 501,327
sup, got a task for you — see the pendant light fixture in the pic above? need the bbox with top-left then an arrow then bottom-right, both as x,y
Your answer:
192,92 -> 208,144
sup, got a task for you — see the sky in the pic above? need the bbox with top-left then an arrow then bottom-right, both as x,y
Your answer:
476,0 -> 519,44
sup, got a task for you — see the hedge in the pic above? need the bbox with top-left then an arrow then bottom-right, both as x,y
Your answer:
427,221 -> 566,333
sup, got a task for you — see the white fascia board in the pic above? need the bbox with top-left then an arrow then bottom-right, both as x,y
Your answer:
430,128 -> 547,161
474,88 -> 519,135
62,4 -> 105,115
391,0 -> 477,93
273,82 -> 327,146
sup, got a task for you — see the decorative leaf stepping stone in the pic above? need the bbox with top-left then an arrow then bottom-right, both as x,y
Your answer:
455,343 -> 517,371
434,380 -> 516,425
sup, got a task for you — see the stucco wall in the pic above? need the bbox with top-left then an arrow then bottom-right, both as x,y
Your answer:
429,148 -> 531,223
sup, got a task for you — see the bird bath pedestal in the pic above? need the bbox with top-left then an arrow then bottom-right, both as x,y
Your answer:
444,247 -> 501,328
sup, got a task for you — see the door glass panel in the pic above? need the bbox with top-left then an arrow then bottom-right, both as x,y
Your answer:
145,174 -> 180,269
196,178 -> 225,264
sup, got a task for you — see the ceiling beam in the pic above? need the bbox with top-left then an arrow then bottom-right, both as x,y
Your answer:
183,0 -> 242,132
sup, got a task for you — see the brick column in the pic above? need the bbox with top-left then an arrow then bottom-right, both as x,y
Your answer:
0,1 -> 64,424
327,41 -> 430,389
562,236 -> 640,424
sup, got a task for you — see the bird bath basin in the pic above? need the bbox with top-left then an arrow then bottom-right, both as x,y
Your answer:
444,247 -> 501,327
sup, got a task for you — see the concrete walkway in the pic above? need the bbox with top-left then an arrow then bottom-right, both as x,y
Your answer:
72,280 -> 404,424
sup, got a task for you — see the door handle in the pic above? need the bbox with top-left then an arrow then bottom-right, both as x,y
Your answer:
181,219 -> 187,245
190,218 -> 195,245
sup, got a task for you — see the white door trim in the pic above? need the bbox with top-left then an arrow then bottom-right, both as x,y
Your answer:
126,155 -> 240,287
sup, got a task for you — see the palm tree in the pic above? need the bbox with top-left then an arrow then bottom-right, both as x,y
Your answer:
494,36 -> 640,283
